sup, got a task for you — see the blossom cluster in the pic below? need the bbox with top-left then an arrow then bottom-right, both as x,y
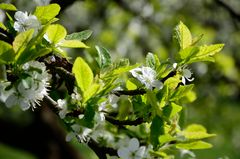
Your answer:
0,61 -> 51,110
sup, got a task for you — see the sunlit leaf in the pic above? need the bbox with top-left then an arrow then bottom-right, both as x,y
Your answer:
45,24 -> 66,44
176,141 -> 213,150
72,57 -> 93,92
0,22 -> 7,30
0,3 -> 17,11
58,40 -> 89,48
34,4 -> 60,24
174,21 -> 192,49
181,124 -> 216,140
187,44 -> 224,64
84,83 -> 100,102
13,29 -> 34,54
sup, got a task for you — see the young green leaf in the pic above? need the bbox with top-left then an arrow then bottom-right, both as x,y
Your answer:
187,44 -> 224,64
83,83 -> 100,102
0,41 -> 15,64
146,52 -> 160,69
163,102 -> 182,118
159,134 -> 176,145
174,21 -> 192,49
0,22 -> 7,30
176,141 -> 213,150
72,57 -> 93,92
65,30 -> 93,41
0,3 -> 17,11
150,115 -> 165,149
170,84 -> 194,101
180,124 -> 216,140
34,4 -> 60,24
58,40 -> 89,48
45,24 -> 66,44
13,29 -> 34,55
95,45 -> 112,69
177,46 -> 199,63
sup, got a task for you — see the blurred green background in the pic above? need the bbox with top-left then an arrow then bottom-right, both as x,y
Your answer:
1,0 -> 240,158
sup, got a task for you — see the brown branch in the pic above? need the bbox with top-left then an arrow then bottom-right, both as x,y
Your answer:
105,115 -> 145,126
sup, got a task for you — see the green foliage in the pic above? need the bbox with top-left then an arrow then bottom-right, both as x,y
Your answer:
0,41 -> 15,64
95,45 -> 112,69
33,4 -> 60,24
0,3 -> 17,11
174,21 -> 192,49
72,57 -> 93,92
66,30 -> 93,41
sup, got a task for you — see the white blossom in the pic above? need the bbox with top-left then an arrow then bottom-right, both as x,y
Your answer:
66,123 -> 92,143
173,63 -> 194,85
180,149 -> 196,158
0,81 -> 13,102
117,138 -> 146,159
130,67 -> 163,90
14,11 -> 41,32
181,67 -> 194,85
4,61 -> 51,111
57,99 -> 68,119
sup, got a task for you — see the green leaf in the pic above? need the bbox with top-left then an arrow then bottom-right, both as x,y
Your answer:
0,41 -> 15,64
95,45 -> 112,69
45,24 -> 66,44
164,74 -> 181,90
176,141 -> 213,150
34,3 -> 60,24
174,21 -> 192,49
126,79 -> 137,90
146,52 -> 160,69
13,29 -> 34,55
159,134 -> 176,145
72,57 -> 93,92
177,46 -> 199,62
187,44 -> 224,64
65,30 -> 93,41
112,63 -> 140,75
181,124 -> 216,140
150,115 -> 165,149
0,3 -> 17,11
0,22 -> 7,30
58,40 -> 89,48
170,84 -> 194,101
84,83 -> 100,103
163,103 -> 182,118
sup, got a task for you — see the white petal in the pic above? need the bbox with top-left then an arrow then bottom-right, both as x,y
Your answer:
173,63 -> 177,69
20,101 -> 31,111
182,76 -> 186,85
183,69 -> 192,79
128,138 -> 139,152
14,11 -> 28,23
13,22 -> 24,32
151,80 -> 163,90
66,132 -> 75,142
5,94 -> 18,108
135,146 -> 146,158
118,147 -> 130,159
